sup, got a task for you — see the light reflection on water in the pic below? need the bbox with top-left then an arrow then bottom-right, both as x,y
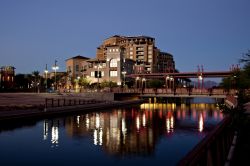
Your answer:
0,102 -> 224,165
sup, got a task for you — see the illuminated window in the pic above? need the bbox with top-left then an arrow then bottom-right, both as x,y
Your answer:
110,71 -> 117,77
76,65 -> 79,72
130,51 -> 133,55
110,59 -> 117,67
101,71 -> 104,77
91,71 -> 95,77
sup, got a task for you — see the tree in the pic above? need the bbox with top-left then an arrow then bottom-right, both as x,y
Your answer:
32,71 -> 40,93
78,77 -> 91,89
148,79 -> 164,93
15,74 -> 29,89
100,80 -> 117,89
239,50 -> 250,63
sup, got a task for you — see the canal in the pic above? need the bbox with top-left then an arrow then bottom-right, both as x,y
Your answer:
0,100 -> 224,166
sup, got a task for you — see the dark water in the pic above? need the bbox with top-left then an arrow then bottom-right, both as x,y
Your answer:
0,102 -> 224,166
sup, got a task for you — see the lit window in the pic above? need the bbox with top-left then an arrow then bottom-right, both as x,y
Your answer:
91,71 -> 95,77
76,65 -> 79,72
113,49 -> 115,52
101,71 -> 104,77
130,47 -> 133,50
110,59 -> 117,67
110,71 -> 117,77
116,49 -> 119,52
148,55 -> 152,58
130,51 -> 133,55
130,56 -> 133,59
148,51 -> 152,54
148,59 -> 152,62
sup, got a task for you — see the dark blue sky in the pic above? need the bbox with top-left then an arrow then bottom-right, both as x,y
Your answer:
0,0 -> 250,74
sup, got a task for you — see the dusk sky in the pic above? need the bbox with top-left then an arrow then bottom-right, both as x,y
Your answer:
0,0 -> 250,74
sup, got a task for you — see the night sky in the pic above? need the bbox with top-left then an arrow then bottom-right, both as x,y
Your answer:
0,0 -> 249,74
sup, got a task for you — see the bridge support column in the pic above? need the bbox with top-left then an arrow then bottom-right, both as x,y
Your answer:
154,97 -> 157,103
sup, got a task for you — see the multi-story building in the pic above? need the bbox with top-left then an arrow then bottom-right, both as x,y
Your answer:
0,66 -> 15,89
65,35 -> 175,89
66,55 -> 90,79
157,52 -> 175,73
96,35 -> 174,74
88,45 -> 134,86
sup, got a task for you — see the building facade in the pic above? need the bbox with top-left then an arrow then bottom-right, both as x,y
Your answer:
0,66 -> 15,89
65,35 -> 175,89
87,46 -> 134,86
157,52 -> 175,73
96,35 -> 175,74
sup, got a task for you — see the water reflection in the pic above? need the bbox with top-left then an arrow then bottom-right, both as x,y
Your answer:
43,120 -> 60,147
41,103 -> 224,157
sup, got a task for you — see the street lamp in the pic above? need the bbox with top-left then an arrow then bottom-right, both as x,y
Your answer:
136,77 -> 140,89
166,75 -> 170,89
44,64 -> 48,92
142,78 -> 146,93
97,61 -> 102,92
121,70 -> 127,88
52,60 -> 59,91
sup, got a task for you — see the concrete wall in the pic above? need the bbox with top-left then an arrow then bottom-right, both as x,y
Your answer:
78,92 -> 114,101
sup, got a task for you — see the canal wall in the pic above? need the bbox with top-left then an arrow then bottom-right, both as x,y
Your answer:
0,99 -> 144,121
77,92 -> 115,101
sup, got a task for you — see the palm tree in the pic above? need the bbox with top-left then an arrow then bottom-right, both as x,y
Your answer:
32,71 -> 40,93
239,50 -> 250,63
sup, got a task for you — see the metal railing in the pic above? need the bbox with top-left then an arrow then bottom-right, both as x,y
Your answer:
177,116 -> 234,166
45,98 -> 105,108
110,88 -> 236,96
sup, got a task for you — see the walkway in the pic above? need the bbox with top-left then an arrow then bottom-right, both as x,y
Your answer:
0,93 -> 143,121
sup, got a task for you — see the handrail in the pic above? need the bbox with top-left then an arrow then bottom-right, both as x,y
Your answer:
177,116 -> 234,166
45,98 -> 105,108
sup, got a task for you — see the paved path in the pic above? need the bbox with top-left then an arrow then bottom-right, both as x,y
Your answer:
0,93 -> 95,110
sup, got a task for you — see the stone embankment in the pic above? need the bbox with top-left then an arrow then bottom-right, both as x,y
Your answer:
0,93 -> 143,121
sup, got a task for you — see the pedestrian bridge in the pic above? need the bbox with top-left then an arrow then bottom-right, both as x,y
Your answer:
113,88 -> 236,98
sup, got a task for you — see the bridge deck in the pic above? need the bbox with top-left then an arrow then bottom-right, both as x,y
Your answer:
140,94 -> 226,98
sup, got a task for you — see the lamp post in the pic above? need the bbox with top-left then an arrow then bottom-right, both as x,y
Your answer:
136,76 -> 140,91
44,64 -> 48,92
52,60 -> 59,91
142,78 -> 146,93
121,71 -> 127,88
97,60 -> 102,92
166,75 -> 170,93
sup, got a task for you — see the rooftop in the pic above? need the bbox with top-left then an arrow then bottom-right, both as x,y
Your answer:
66,55 -> 90,61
